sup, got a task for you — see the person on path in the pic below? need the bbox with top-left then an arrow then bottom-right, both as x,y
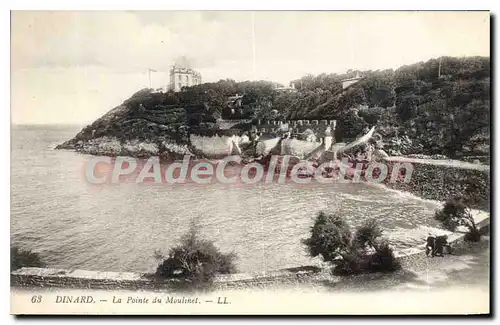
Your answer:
433,235 -> 448,257
426,233 -> 436,257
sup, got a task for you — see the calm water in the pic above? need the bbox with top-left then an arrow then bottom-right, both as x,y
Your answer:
11,125 -> 442,274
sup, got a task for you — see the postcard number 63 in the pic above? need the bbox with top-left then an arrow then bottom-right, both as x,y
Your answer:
31,295 -> 42,303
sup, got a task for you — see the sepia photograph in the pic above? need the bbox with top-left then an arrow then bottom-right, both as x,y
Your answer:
9,9 -> 491,315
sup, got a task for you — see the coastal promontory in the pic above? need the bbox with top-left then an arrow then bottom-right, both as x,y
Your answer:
57,56 -> 490,162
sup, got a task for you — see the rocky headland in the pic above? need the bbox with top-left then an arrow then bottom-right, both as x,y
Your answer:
56,56 -> 490,207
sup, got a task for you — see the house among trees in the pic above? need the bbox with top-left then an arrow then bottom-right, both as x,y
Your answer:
341,72 -> 365,90
274,82 -> 298,93
226,94 -> 244,115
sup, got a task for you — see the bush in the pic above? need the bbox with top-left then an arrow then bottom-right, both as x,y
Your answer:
11,246 -> 44,271
434,199 -> 466,231
155,221 -> 237,286
369,241 -> 401,273
353,218 -> 383,249
302,211 -> 352,263
352,219 -> 400,273
333,250 -> 366,275
303,213 -> 400,275
435,198 -> 481,242
464,228 -> 481,242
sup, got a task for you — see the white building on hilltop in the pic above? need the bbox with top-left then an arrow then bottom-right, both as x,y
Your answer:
168,65 -> 202,92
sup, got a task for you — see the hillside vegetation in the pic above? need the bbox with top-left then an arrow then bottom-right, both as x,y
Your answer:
58,56 -> 490,159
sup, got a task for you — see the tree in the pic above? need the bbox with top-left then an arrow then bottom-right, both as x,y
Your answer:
302,211 -> 352,263
434,198 -> 481,241
462,208 -> 481,242
302,212 -> 400,275
434,199 -> 465,231
369,240 -> 400,273
353,218 -> 383,250
11,246 -> 44,271
155,220 -> 237,285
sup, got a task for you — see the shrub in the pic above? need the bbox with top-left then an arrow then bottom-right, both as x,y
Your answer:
434,199 -> 466,231
332,250 -> 366,275
155,221 -> 237,286
464,228 -> 481,242
352,219 -> 400,273
11,246 -> 44,271
303,212 -> 400,275
369,241 -> 401,273
435,198 -> 481,242
353,218 -> 383,249
302,211 -> 352,263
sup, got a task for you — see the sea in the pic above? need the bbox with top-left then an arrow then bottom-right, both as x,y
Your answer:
11,125 -> 443,274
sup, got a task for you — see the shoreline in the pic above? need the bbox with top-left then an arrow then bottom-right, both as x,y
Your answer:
11,221 -> 490,291
11,150 -> 491,289
60,139 -> 490,211
20,141 -> 488,288
11,144 -> 490,290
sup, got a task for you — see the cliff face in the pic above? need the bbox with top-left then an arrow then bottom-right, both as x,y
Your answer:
55,89 -> 194,159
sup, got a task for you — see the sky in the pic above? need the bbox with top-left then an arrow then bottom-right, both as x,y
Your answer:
11,11 -> 490,124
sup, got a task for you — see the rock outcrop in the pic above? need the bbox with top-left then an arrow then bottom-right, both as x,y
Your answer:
56,89 -> 193,160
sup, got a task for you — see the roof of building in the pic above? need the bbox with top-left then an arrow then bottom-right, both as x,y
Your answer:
341,72 -> 364,83
228,94 -> 244,101
341,76 -> 364,82
274,87 -> 297,92
170,66 -> 201,77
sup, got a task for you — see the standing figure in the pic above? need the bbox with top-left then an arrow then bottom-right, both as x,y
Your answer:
366,139 -> 375,162
433,235 -> 448,257
426,233 -> 436,257
324,126 -> 333,151
239,132 -> 250,145
227,134 -> 242,156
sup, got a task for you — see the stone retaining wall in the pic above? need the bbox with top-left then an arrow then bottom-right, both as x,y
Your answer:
383,157 -> 490,211
10,267 -> 321,291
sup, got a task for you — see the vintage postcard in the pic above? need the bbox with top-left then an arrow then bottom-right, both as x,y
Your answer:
10,10 -> 491,315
